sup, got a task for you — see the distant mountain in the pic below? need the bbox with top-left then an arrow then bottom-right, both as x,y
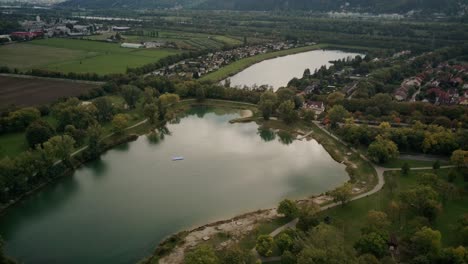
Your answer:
196,0 -> 461,13
59,0 -> 462,14
60,0 -> 205,9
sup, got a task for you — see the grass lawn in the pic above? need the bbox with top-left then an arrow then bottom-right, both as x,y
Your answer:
0,38 -> 182,75
382,158 -> 450,168
318,168 -> 467,247
0,132 -> 28,158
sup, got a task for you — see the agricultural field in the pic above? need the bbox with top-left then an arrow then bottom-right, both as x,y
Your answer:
86,30 -> 244,50
0,38 -> 182,75
0,75 -> 100,107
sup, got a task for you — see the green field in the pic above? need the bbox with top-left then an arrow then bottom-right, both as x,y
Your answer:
0,38 -> 182,75
319,168 -> 467,247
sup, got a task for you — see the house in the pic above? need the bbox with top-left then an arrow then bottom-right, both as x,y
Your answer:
459,98 -> 468,106
10,31 -> 43,40
144,41 -> 164,48
304,101 -> 325,115
121,43 -> 144,49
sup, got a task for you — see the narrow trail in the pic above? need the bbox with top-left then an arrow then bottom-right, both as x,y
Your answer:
255,122 -> 455,263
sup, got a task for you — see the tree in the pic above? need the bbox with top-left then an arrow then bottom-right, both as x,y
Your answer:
330,182 -> 353,205
278,199 -> 299,219
143,103 -> 159,124
363,210 -> 391,234
195,86 -> 206,101
433,160 -> 441,170
297,203 -> 320,231
93,97 -> 115,122
297,223 -> 357,264
326,92 -> 345,106
25,120 -> 55,148
112,114 -> 129,134
281,250 -> 297,264
275,232 -> 294,253
278,100 -> 298,124
301,109 -> 315,122
7,107 -> 41,131
121,85 -> 141,109
354,232 -> 388,258
402,162 -> 410,175
218,246 -> 252,264
303,68 -> 311,78
258,91 -> 278,120
410,227 -> 442,260
42,135 -> 75,167
368,136 -> 399,164
256,235 -> 274,257
399,186 -> 441,221
184,245 -> 219,264
276,88 -> 295,104
451,149 -> 467,168
327,105 -> 349,126
87,124 -> 102,158
358,254 -> 380,264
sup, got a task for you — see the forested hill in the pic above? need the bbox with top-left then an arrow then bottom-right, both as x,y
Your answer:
197,0 -> 461,14
60,0 -> 463,14
59,0 -> 204,9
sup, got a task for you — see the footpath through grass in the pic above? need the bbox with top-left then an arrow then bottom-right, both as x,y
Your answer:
319,168 -> 467,247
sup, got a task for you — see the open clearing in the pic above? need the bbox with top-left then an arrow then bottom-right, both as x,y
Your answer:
0,38 -> 182,75
0,75 -> 99,107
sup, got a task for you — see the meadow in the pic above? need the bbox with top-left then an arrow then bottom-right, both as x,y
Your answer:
0,38 -> 182,75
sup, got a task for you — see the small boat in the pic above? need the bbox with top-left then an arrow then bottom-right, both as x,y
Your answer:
172,156 -> 184,161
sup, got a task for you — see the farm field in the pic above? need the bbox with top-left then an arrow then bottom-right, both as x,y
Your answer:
86,30 -> 244,50
0,75 -> 100,107
0,38 -> 182,75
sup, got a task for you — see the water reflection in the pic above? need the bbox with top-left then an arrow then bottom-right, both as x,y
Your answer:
278,131 -> 294,145
258,127 -> 276,142
0,107 -> 348,264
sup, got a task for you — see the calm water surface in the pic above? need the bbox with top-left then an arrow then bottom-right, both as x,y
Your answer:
227,50 -> 362,90
0,107 -> 347,264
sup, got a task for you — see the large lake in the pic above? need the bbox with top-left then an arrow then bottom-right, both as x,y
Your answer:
227,50 -> 362,90
0,107 -> 348,264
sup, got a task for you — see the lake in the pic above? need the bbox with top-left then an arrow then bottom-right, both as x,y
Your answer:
226,50 -> 362,90
0,107 -> 348,264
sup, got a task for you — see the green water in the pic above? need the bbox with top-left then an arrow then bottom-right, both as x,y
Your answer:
0,107 -> 348,263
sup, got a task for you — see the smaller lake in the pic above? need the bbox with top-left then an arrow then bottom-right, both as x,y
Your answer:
226,50 -> 362,90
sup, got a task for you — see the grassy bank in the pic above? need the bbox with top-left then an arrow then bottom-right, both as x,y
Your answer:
200,44 -> 327,82
318,168 -> 466,247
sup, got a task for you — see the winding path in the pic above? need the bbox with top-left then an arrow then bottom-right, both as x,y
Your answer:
254,122 -> 454,262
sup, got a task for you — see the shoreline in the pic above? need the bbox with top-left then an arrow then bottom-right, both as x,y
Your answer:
200,43 -> 373,83
144,120 -> 379,263
200,44 -> 326,82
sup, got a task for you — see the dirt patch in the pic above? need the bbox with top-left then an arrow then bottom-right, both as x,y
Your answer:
0,75 -> 100,108
159,209 -> 278,264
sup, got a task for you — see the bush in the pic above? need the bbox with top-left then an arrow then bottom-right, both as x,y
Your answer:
256,235 -> 274,257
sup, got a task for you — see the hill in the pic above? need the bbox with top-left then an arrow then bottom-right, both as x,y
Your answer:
197,0 -> 461,14
60,0 -> 463,14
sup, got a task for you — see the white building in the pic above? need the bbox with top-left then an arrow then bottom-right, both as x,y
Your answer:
121,43 -> 144,49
